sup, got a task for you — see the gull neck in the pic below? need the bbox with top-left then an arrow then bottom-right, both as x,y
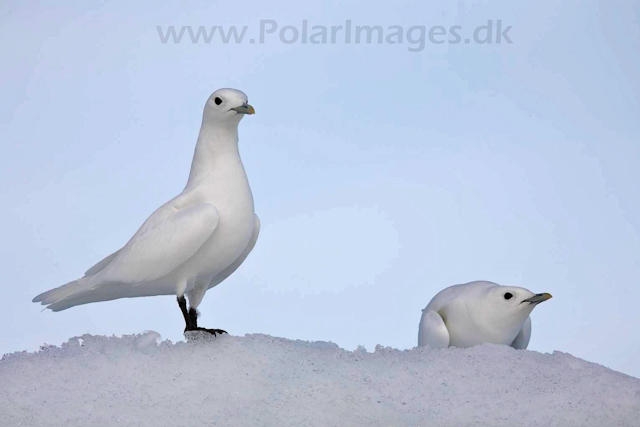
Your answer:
186,120 -> 241,188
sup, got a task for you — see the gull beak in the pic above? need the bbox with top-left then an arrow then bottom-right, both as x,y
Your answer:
521,293 -> 553,305
231,103 -> 255,115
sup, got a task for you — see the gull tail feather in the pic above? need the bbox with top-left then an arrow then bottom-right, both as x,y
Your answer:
32,277 -> 95,311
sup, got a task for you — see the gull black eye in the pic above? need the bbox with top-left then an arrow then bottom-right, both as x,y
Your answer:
214,97 -> 222,105
504,292 -> 513,300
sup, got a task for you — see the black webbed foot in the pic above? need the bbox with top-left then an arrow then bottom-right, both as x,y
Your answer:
177,296 -> 227,336
186,327 -> 228,336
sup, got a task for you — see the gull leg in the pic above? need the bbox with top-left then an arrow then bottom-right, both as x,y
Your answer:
177,296 -> 227,336
177,296 -> 194,329
188,307 -> 198,328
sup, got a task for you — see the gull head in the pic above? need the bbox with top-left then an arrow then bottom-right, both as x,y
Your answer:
464,283 -> 552,340
203,88 -> 255,127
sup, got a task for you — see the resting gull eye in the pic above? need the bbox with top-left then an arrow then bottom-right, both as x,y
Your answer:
504,292 -> 513,300
214,97 -> 222,105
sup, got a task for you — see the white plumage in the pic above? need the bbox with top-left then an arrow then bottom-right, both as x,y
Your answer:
34,89 -> 259,326
418,281 -> 551,349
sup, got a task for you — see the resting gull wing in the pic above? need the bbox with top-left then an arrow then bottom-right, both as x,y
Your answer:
418,310 -> 450,348
510,316 -> 532,349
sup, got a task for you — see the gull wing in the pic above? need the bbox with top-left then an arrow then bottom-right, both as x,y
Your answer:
511,316 -> 532,349
418,310 -> 450,348
84,249 -> 122,277
34,201 -> 220,310
101,203 -> 219,284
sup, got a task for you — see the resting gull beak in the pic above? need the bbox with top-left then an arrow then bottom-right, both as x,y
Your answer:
521,293 -> 553,305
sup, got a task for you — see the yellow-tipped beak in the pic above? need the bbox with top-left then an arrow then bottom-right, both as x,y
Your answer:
522,293 -> 553,305
231,104 -> 255,115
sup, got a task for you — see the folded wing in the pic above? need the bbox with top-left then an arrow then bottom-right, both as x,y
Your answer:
33,203 -> 219,309
102,203 -> 219,283
418,310 -> 450,348
510,316 -> 532,349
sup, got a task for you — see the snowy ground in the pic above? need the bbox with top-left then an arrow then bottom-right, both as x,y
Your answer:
2,332 -> 639,427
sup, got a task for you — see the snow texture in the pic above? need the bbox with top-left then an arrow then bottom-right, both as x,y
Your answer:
1,332 -> 639,427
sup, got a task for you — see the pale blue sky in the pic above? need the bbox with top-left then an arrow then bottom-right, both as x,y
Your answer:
1,0 -> 639,377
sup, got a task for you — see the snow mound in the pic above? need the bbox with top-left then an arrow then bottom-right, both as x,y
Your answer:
2,332 -> 639,426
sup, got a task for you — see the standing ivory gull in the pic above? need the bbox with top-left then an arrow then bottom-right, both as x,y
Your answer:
34,88 -> 259,335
